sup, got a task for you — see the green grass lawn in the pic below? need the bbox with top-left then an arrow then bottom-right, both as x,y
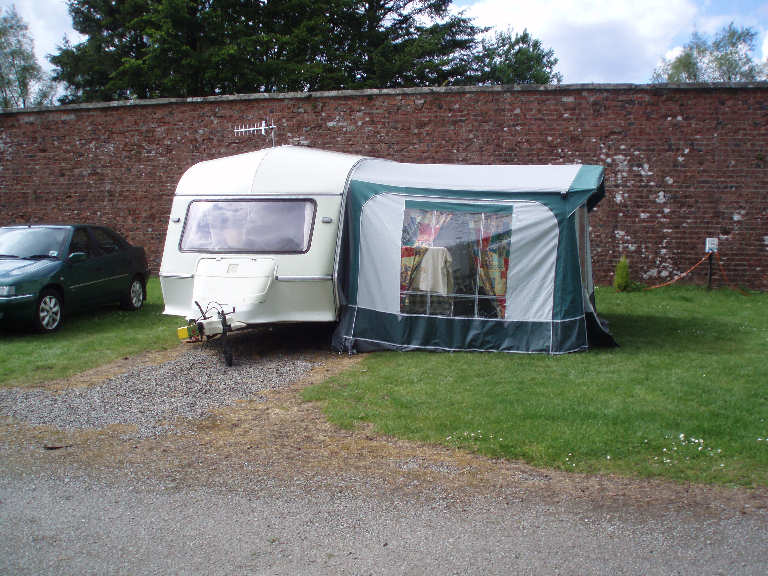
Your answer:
304,286 -> 768,486
0,277 -> 182,387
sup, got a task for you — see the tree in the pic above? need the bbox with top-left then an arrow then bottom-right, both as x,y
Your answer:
652,23 -> 767,83
51,0 -> 160,102
0,5 -> 56,108
328,0 -> 480,89
51,1 -> 563,102
51,0 -> 483,102
470,28 -> 561,85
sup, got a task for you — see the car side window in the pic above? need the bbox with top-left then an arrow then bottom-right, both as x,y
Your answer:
69,229 -> 91,256
91,228 -> 121,254
104,228 -> 128,249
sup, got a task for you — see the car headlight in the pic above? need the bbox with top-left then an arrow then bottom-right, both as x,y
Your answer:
0,285 -> 16,296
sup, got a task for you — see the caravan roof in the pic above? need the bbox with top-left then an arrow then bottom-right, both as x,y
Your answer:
353,158 -> 603,196
175,146 -> 364,197
174,145 -> 604,202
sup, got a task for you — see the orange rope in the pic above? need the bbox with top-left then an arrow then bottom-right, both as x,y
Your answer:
643,252 -> 749,294
715,252 -> 750,296
643,254 -> 710,290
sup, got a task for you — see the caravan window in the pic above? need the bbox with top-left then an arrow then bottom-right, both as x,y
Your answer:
400,205 -> 513,319
180,200 -> 316,253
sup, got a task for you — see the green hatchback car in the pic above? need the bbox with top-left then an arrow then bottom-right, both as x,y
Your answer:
0,225 -> 150,332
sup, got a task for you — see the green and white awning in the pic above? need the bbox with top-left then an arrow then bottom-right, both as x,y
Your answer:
332,158 -> 609,354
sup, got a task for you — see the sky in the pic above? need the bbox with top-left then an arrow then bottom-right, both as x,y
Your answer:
2,0 -> 767,84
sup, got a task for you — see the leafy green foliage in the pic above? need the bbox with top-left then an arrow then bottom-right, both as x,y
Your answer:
0,278 -> 182,387
613,255 -> 630,292
52,0 -> 480,101
304,286 -> 768,485
652,22 -> 767,83
329,0 -> 481,89
50,0 -> 561,102
0,5 -> 56,108
471,28 -> 561,85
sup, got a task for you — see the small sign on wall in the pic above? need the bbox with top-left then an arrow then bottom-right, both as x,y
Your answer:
705,237 -> 719,253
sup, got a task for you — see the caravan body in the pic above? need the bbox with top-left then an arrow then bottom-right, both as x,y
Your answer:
159,146 -> 363,326
160,146 -> 612,353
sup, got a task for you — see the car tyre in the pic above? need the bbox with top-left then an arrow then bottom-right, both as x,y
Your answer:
34,289 -> 63,332
121,276 -> 145,311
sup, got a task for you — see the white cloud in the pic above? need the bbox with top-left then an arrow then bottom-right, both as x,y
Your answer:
762,32 -> 768,62
460,0 -> 699,83
0,0 -> 81,70
664,46 -> 685,61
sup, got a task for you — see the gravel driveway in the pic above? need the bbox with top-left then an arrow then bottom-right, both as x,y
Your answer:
1,345 -> 313,438
1,326 -> 767,575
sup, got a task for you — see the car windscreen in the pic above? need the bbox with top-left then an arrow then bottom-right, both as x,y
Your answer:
180,200 -> 316,253
0,227 -> 70,259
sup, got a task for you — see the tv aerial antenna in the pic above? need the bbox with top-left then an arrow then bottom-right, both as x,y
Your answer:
233,119 -> 276,147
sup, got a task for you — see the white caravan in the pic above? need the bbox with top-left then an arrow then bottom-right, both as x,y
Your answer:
159,146 -> 363,357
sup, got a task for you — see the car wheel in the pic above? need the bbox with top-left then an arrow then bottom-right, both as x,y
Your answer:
35,289 -> 63,332
121,276 -> 145,311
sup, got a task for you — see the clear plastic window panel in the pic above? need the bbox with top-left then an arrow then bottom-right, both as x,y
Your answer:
400,207 -> 513,319
181,200 -> 315,253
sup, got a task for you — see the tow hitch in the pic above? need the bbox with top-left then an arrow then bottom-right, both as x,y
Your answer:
178,301 -> 246,366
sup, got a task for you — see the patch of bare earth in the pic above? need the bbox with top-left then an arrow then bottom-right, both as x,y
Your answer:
2,333 -> 766,519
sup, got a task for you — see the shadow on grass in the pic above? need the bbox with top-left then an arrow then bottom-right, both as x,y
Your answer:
183,313 -> 734,361
603,312 -> 733,353
0,302 -> 170,340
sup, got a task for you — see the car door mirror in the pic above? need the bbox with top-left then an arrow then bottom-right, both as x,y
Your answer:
68,252 -> 88,263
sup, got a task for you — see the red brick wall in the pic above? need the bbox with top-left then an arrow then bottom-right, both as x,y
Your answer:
1,85 -> 766,289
